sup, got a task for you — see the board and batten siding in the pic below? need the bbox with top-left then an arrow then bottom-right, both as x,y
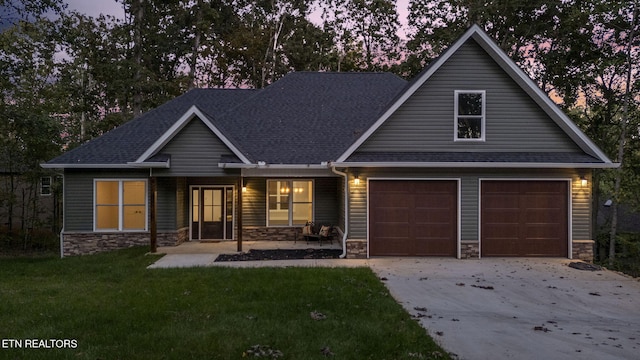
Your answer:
153,117 -> 242,177
63,169 -> 150,232
357,40 -> 581,154
348,168 -> 591,243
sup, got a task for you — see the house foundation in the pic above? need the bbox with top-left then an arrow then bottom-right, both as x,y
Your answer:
62,228 -> 188,257
346,240 -> 367,259
460,242 -> 480,259
572,240 -> 595,262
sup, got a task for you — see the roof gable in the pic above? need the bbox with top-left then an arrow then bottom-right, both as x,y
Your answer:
336,25 -> 614,165
133,105 -> 250,165
43,88 -> 257,168
351,40 -> 582,154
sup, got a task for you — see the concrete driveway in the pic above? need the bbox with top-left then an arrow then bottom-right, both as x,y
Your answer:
369,258 -> 640,360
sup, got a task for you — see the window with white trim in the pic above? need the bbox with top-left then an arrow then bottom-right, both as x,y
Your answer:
455,90 -> 485,141
40,176 -> 52,196
95,180 -> 147,231
267,180 -> 313,226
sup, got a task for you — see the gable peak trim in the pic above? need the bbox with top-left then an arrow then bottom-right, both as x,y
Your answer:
134,105 -> 251,165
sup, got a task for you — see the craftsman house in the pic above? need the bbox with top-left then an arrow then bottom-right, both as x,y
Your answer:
43,25 -> 616,260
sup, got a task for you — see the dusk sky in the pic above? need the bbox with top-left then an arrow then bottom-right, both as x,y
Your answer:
65,0 -> 126,18
63,0 -> 411,35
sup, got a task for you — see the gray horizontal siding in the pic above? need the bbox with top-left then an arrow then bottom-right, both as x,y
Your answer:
243,178 -> 266,226
63,169 -> 149,232
358,40 -> 581,153
156,177 -> 177,231
348,168 -> 590,243
242,177 -> 340,227
314,177 -> 339,226
153,118 -> 241,177
175,177 -> 188,229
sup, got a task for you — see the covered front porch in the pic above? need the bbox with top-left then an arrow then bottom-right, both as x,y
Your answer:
152,174 -> 344,251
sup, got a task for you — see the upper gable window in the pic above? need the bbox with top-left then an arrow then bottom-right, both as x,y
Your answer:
455,90 -> 485,141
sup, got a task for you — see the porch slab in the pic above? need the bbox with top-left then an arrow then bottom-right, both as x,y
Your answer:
147,254 -> 218,269
148,240 -> 345,269
156,240 -> 341,254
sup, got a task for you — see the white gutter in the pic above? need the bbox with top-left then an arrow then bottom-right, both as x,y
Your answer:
40,163 -> 135,169
331,161 -> 619,169
127,160 -> 170,168
330,166 -> 349,259
40,161 -> 171,169
219,162 -> 330,169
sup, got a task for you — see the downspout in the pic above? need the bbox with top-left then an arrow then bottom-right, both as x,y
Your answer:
331,166 -> 349,258
59,173 -> 65,259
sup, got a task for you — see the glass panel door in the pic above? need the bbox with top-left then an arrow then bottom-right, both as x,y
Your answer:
191,186 -> 234,240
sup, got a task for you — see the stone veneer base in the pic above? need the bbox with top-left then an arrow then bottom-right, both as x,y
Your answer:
460,242 -> 480,259
62,228 -> 189,257
242,226 -> 300,242
572,240 -> 594,262
346,240 -> 367,259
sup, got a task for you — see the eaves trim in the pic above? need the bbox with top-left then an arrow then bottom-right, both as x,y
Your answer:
331,161 -> 620,169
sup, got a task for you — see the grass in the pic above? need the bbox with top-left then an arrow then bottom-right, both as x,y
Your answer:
0,247 -> 450,360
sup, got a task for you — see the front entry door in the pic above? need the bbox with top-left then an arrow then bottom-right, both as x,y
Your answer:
191,186 -> 234,240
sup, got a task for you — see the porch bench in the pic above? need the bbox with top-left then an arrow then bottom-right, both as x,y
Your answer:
296,223 -> 334,246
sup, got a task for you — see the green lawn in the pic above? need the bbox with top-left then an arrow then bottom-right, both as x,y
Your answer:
0,247 -> 450,359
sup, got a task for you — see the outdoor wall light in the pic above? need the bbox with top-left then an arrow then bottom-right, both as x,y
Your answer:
580,176 -> 588,187
354,175 -> 361,185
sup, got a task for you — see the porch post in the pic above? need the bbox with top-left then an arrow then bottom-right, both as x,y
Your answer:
149,176 -> 157,253
237,176 -> 243,252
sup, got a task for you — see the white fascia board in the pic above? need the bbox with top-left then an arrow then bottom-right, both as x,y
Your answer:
218,163 -> 329,169
40,163 -> 134,169
134,105 -> 251,165
336,26 -> 479,163
126,161 -> 170,168
331,161 -> 619,169
468,30 -> 615,164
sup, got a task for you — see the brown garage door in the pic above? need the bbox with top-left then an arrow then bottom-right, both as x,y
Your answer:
481,181 -> 568,257
369,180 -> 457,256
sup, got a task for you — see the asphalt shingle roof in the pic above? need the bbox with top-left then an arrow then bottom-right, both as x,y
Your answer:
45,70 -> 606,168
46,72 -> 408,166
46,89 -> 258,165
215,72 -> 408,164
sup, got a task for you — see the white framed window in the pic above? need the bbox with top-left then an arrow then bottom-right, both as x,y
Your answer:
94,179 -> 148,231
40,176 -> 52,196
267,179 -> 313,226
455,90 -> 485,141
